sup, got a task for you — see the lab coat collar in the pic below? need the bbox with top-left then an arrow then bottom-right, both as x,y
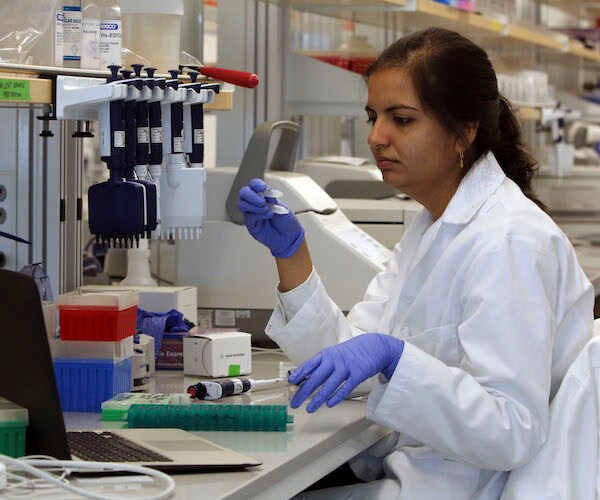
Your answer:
439,151 -> 506,225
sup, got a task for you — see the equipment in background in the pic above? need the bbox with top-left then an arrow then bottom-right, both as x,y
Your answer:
176,121 -> 391,343
568,121 -> 600,166
294,156 -> 421,249
533,164 -> 600,216
55,63 -> 255,249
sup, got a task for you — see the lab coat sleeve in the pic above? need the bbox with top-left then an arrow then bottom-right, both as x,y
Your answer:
265,242 -> 406,366
367,237 -> 559,471
501,352 -> 598,500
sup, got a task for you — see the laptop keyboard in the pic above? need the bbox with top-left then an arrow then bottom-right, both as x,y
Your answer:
68,431 -> 173,463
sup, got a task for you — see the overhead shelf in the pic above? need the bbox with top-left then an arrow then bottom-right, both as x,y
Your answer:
0,63 -> 234,109
516,106 -> 542,121
283,0 -> 600,64
0,76 -> 52,104
288,51 -> 549,123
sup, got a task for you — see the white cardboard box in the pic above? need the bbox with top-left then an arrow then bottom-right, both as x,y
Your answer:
78,285 -> 197,323
183,331 -> 252,378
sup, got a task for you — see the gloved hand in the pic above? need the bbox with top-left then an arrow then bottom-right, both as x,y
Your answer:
288,333 -> 405,413
238,178 -> 305,258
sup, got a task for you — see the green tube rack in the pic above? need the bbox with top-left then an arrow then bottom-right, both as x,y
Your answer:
127,404 -> 294,432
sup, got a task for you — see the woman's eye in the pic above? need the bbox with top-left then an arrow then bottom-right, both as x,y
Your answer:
366,116 -> 376,125
394,116 -> 413,125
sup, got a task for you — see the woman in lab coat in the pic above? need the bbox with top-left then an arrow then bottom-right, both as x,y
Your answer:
238,27 -> 594,499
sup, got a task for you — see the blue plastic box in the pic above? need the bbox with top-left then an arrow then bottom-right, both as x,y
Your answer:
54,357 -> 132,412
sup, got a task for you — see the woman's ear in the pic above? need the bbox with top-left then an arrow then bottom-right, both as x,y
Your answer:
455,121 -> 480,153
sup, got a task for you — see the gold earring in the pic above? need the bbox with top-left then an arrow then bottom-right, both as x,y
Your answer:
459,150 -> 464,169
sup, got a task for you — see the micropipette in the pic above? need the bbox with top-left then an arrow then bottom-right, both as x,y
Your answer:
187,377 -> 287,401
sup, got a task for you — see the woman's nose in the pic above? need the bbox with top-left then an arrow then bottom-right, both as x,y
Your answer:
367,120 -> 389,149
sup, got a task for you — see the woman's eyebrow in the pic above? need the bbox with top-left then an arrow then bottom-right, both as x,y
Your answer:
365,104 -> 420,113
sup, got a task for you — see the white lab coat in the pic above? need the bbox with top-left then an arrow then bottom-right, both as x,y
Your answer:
501,327 -> 600,500
266,152 -> 594,499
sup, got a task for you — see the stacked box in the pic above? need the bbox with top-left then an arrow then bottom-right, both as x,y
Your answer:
0,398 -> 28,458
58,290 -> 138,341
54,291 -> 138,412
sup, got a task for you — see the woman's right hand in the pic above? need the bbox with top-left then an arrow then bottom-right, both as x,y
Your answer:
237,178 -> 305,258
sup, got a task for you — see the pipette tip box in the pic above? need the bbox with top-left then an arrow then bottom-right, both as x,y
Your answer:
53,357 -> 132,412
58,290 -> 138,341
0,398 -> 28,458
101,392 -> 192,421
127,404 -> 294,432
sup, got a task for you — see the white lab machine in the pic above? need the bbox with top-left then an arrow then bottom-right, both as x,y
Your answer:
175,122 -> 391,343
532,165 -> 600,293
294,156 -> 421,249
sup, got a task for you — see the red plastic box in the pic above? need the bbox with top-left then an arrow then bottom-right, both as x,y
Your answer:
58,290 -> 138,341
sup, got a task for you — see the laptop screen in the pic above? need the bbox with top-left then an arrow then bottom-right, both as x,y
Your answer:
0,269 -> 70,459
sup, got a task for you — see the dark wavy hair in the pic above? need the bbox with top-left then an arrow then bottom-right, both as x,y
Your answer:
363,27 -> 545,211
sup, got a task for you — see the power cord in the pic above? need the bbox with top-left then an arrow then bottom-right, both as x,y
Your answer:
0,454 -> 176,499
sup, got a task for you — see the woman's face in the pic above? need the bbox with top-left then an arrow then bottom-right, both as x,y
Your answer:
366,67 -> 462,211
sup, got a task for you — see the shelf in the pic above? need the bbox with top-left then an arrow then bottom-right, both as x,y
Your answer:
283,0 -> 600,64
0,63 -> 233,110
0,76 -> 52,104
515,106 -> 542,121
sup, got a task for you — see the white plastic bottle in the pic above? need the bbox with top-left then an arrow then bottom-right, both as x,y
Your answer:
80,0 -> 101,69
29,7 -> 64,67
62,0 -> 82,68
98,0 -> 122,68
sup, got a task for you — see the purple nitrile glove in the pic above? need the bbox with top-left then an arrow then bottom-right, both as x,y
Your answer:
237,178 -> 305,258
288,333 -> 405,413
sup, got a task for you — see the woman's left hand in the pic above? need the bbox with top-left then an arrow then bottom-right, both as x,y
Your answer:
288,333 -> 405,413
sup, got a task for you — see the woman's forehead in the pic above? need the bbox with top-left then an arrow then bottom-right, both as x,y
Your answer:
367,68 -> 421,109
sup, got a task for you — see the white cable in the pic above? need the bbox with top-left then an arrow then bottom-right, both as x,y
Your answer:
0,454 -> 176,499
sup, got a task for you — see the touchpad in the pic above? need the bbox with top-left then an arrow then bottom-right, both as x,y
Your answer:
144,440 -> 221,452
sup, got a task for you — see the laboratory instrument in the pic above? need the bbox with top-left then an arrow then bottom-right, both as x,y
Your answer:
176,121 -> 391,341
187,377 -> 286,400
294,156 -> 422,249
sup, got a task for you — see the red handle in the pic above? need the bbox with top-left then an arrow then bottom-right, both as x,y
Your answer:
199,66 -> 259,88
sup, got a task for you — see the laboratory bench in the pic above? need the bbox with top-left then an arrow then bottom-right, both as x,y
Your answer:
63,351 -> 390,499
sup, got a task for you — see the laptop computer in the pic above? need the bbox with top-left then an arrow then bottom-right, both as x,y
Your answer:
0,269 -> 261,472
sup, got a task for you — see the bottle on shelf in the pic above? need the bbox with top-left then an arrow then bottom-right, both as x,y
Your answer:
28,6 -> 64,67
98,0 -> 122,67
81,0 -> 101,69
119,0 -> 184,73
337,35 -> 377,75
62,0 -> 82,68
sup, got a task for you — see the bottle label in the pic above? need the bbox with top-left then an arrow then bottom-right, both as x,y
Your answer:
114,130 -> 125,148
62,6 -> 82,61
173,136 -> 184,153
193,129 -> 204,144
151,127 -> 163,144
137,127 -> 150,144
99,19 -> 122,67
54,12 -> 64,67
80,18 -> 100,69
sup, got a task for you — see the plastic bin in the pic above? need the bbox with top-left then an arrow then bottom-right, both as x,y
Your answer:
0,398 -> 28,458
54,357 -> 132,412
58,290 -> 138,341
50,336 -> 134,360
